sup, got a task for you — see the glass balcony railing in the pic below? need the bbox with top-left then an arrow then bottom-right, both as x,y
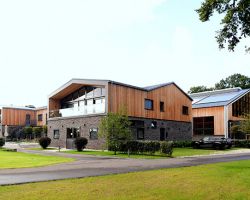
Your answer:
49,103 -> 106,118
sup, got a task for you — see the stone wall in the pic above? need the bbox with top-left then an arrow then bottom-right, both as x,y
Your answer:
130,117 -> 192,141
48,115 -> 192,149
48,115 -> 105,149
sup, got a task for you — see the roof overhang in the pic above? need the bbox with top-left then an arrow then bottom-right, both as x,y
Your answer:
48,79 -> 109,100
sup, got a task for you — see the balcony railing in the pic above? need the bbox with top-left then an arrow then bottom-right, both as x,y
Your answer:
49,103 -> 105,118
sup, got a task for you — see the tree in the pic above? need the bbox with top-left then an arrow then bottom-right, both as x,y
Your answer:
188,85 -> 214,94
197,0 -> 250,52
23,126 -> 33,139
215,73 -> 250,89
32,127 -> 43,138
240,114 -> 250,136
99,109 -> 132,155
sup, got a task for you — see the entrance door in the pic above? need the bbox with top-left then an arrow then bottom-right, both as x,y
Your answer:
160,128 -> 165,141
66,127 -> 80,149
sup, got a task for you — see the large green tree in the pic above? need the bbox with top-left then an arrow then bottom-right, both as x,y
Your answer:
99,109 -> 132,155
215,73 -> 250,89
188,85 -> 214,94
197,0 -> 250,51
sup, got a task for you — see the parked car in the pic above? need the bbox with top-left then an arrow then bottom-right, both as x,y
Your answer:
192,136 -> 232,150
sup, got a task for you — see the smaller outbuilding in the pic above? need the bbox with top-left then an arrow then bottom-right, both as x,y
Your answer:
190,87 -> 250,139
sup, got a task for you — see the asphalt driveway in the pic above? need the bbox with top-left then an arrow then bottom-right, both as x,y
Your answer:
1,149 -> 250,186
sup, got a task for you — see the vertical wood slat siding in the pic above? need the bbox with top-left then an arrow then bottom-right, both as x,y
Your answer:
192,107 -> 225,135
2,108 -> 36,126
36,108 -> 48,126
108,83 -> 192,122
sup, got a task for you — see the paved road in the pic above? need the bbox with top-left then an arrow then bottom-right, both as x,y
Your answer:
1,149 -> 250,186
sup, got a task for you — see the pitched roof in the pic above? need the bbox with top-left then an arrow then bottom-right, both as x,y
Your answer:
190,87 -> 250,108
49,78 -> 192,100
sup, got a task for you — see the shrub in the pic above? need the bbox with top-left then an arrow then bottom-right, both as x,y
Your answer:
32,127 -> 43,138
38,137 -> 51,149
144,141 -> 160,155
74,137 -> 88,151
234,140 -> 250,148
173,141 -> 192,148
160,141 -> 173,157
0,138 -> 5,147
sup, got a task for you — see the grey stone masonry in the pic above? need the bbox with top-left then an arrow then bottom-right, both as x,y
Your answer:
129,117 -> 192,141
48,114 -> 192,149
48,115 -> 105,149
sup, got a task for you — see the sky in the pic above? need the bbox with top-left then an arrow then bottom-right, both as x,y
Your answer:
0,0 -> 249,107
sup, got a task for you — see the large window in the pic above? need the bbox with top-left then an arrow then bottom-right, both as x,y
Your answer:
193,116 -> 214,135
66,128 -> 80,138
145,99 -> 153,110
232,93 -> 250,117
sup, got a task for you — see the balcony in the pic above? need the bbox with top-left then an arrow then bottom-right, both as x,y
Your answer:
49,103 -> 106,118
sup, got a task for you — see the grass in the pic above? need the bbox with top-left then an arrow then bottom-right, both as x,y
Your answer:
0,149 -> 74,169
62,147 -> 238,159
1,160 -> 250,200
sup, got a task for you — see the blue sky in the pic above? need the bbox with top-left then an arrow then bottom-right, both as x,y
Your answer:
0,0 -> 249,107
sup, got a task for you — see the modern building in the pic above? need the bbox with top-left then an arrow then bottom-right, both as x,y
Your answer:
48,79 -> 193,149
190,87 -> 250,139
0,105 -> 47,137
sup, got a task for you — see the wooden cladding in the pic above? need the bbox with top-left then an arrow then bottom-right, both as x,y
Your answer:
2,108 -> 47,126
108,83 -> 192,122
192,107 -> 225,135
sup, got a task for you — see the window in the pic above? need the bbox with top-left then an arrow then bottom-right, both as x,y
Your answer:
160,101 -> 164,112
130,120 -> 144,128
67,128 -> 80,138
25,114 -> 31,126
193,116 -> 214,135
89,128 -> 98,140
151,121 -> 157,129
182,106 -> 189,115
145,99 -> 153,110
232,93 -> 250,117
54,130 -> 60,139
38,114 -> 43,121
160,128 -> 165,141
137,128 -> 144,140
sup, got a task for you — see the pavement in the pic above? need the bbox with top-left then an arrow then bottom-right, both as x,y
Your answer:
1,145 -> 250,186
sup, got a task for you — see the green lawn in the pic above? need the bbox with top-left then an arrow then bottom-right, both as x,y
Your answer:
0,149 -> 74,169
62,147 -> 237,159
1,160 -> 250,200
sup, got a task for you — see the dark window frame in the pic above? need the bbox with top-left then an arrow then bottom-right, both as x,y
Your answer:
182,106 -> 189,115
193,116 -> 214,136
53,129 -> 60,139
160,101 -> 164,112
89,128 -> 98,140
144,99 -> 153,110
38,114 -> 43,121
137,128 -> 145,140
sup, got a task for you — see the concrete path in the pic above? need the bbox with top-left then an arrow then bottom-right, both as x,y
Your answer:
1,149 -> 250,186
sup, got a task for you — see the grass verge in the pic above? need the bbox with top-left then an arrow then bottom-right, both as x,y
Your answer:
0,149 -> 74,169
62,147 -> 239,159
1,160 -> 250,200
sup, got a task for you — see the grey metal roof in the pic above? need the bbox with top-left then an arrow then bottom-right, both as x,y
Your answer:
191,88 -> 250,108
50,78 -> 193,100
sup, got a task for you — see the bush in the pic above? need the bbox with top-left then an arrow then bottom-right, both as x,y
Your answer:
0,138 -> 5,147
234,140 -> 250,148
38,137 -> 51,149
173,141 -> 192,148
144,141 -> 160,155
74,137 -> 88,151
32,127 -> 43,138
160,141 -> 173,157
